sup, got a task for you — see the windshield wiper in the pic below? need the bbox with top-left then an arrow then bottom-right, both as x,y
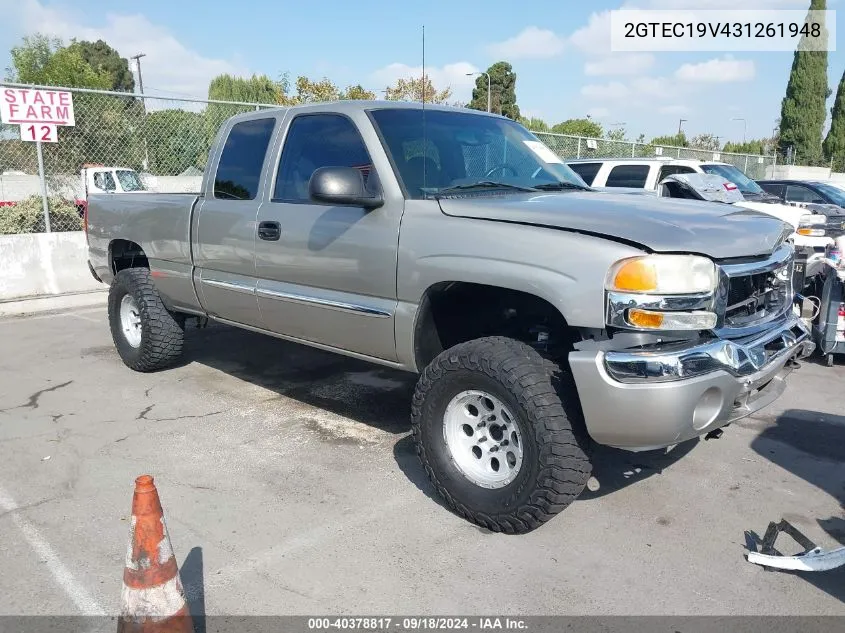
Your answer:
533,181 -> 591,191
431,181 -> 538,197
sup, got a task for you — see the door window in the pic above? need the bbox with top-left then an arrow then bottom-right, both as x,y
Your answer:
213,117 -> 277,200
785,185 -> 825,204
657,165 -> 696,181
605,164 -> 650,188
274,114 -> 374,202
93,171 -> 115,191
567,162 -> 602,186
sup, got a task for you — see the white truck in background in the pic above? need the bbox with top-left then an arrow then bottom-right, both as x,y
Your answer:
75,164 -> 148,214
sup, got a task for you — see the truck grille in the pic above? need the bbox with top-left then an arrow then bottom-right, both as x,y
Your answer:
718,245 -> 794,333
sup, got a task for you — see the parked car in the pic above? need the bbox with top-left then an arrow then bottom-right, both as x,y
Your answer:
85,101 -> 814,533
756,178 -> 845,210
565,157 -> 831,261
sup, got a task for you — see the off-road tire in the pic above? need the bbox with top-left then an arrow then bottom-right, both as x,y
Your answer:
411,336 -> 592,534
108,268 -> 185,372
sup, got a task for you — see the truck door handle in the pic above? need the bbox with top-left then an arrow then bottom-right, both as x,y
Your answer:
258,221 -> 281,241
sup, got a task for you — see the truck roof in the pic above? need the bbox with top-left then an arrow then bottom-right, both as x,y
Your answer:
564,157 -> 730,167
224,99 -> 509,125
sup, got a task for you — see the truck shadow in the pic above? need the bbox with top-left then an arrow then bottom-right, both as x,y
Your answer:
745,409 -> 845,603
180,322 -> 708,511
180,321 -> 416,435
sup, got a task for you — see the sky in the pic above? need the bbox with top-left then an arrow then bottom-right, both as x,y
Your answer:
0,0 -> 843,144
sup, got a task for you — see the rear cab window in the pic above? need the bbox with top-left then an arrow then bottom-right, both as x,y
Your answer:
604,164 -> 651,188
213,117 -> 277,200
657,165 -> 696,181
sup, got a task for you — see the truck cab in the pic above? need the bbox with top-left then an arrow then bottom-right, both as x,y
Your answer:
76,165 -> 147,214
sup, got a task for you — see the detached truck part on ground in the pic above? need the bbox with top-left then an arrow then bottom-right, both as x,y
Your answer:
85,102 -> 815,534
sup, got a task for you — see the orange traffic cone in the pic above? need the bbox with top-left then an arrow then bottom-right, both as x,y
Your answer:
117,475 -> 194,633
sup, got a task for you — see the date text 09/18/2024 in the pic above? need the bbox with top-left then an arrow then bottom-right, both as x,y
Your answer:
307,617 -> 528,630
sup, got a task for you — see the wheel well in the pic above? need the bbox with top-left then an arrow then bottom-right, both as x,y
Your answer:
413,282 -> 577,370
110,239 -> 149,274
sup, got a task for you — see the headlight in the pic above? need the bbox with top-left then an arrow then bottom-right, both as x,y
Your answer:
605,254 -> 717,295
797,213 -> 827,236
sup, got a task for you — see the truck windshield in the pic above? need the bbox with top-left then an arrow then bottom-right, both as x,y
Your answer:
368,108 -> 589,199
699,163 -> 764,195
116,170 -> 146,192
813,182 -> 845,207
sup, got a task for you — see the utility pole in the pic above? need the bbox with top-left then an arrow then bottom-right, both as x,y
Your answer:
131,53 -> 149,170
731,117 -> 747,143
131,53 -> 146,101
467,71 -> 492,112
678,118 -> 687,135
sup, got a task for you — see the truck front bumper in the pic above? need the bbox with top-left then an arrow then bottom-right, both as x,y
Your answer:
568,313 -> 815,451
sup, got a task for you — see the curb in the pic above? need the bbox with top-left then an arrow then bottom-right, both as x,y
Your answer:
0,289 -> 107,318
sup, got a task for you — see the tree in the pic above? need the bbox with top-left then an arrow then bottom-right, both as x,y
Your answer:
723,138 -> 775,155
207,73 -> 282,104
468,62 -> 520,120
823,69 -> 845,170
5,33 -> 111,88
689,133 -> 721,151
144,109 -> 206,175
777,0 -> 830,164
519,116 -> 549,132
277,76 -> 377,104
651,132 -> 688,147
340,84 -> 377,101
66,39 -> 134,92
550,117 -> 603,138
606,127 -> 627,142
384,75 -> 452,103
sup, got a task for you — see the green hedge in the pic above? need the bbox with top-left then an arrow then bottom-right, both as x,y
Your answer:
0,195 -> 83,234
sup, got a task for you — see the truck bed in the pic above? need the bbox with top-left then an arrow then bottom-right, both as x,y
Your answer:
86,192 -> 199,286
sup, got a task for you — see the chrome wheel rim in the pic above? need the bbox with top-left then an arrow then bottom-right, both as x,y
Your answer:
442,390 -> 524,489
119,295 -> 142,348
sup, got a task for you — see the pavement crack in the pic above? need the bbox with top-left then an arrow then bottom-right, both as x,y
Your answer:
0,380 -> 74,413
144,387 -> 154,398
152,410 -> 225,423
136,404 -> 155,421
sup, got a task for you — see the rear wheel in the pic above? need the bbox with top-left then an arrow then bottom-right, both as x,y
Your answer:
411,336 -> 592,534
108,268 -> 185,372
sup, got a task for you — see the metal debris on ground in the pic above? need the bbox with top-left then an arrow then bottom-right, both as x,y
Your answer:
746,519 -> 845,572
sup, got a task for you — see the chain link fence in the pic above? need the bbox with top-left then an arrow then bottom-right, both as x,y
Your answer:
1,82 -> 775,235
534,131 -> 776,180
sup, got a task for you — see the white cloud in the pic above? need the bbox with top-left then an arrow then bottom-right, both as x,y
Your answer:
647,0 -> 808,7
486,27 -> 566,59
675,57 -> 755,82
584,53 -> 655,76
658,104 -> 691,115
569,11 -> 614,56
4,0 -> 249,106
370,62 -> 479,102
581,82 -> 630,101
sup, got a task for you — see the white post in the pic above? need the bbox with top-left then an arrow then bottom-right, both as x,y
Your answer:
744,155 -> 749,174
577,137 -> 582,159
631,142 -> 636,158
35,140 -> 51,233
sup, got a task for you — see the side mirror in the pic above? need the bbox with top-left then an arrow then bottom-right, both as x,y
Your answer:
309,166 -> 383,209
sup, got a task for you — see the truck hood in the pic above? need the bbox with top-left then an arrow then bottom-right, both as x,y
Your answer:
733,200 -> 805,228
436,191 -> 793,260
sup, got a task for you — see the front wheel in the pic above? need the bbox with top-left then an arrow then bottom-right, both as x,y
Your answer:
411,336 -> 592,534
108,268 -> 185,372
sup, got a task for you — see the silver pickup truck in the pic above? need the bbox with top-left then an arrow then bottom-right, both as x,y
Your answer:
86,101 -> 814,534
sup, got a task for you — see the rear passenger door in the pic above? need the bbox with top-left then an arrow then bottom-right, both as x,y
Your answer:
193,116 -> 278,328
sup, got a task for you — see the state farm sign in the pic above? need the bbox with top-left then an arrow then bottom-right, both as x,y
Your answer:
0,88 -> 75,126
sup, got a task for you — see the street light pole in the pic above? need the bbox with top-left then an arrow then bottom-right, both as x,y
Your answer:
131,53 -> 149,170
678,118 -> 687,135
467,71 -> 491,112
732,117 -> 747,143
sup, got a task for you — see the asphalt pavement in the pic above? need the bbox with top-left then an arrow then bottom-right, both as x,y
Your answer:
0,301 -> 843,617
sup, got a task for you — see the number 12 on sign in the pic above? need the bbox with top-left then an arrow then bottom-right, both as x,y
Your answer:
20,123 -> 58,143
